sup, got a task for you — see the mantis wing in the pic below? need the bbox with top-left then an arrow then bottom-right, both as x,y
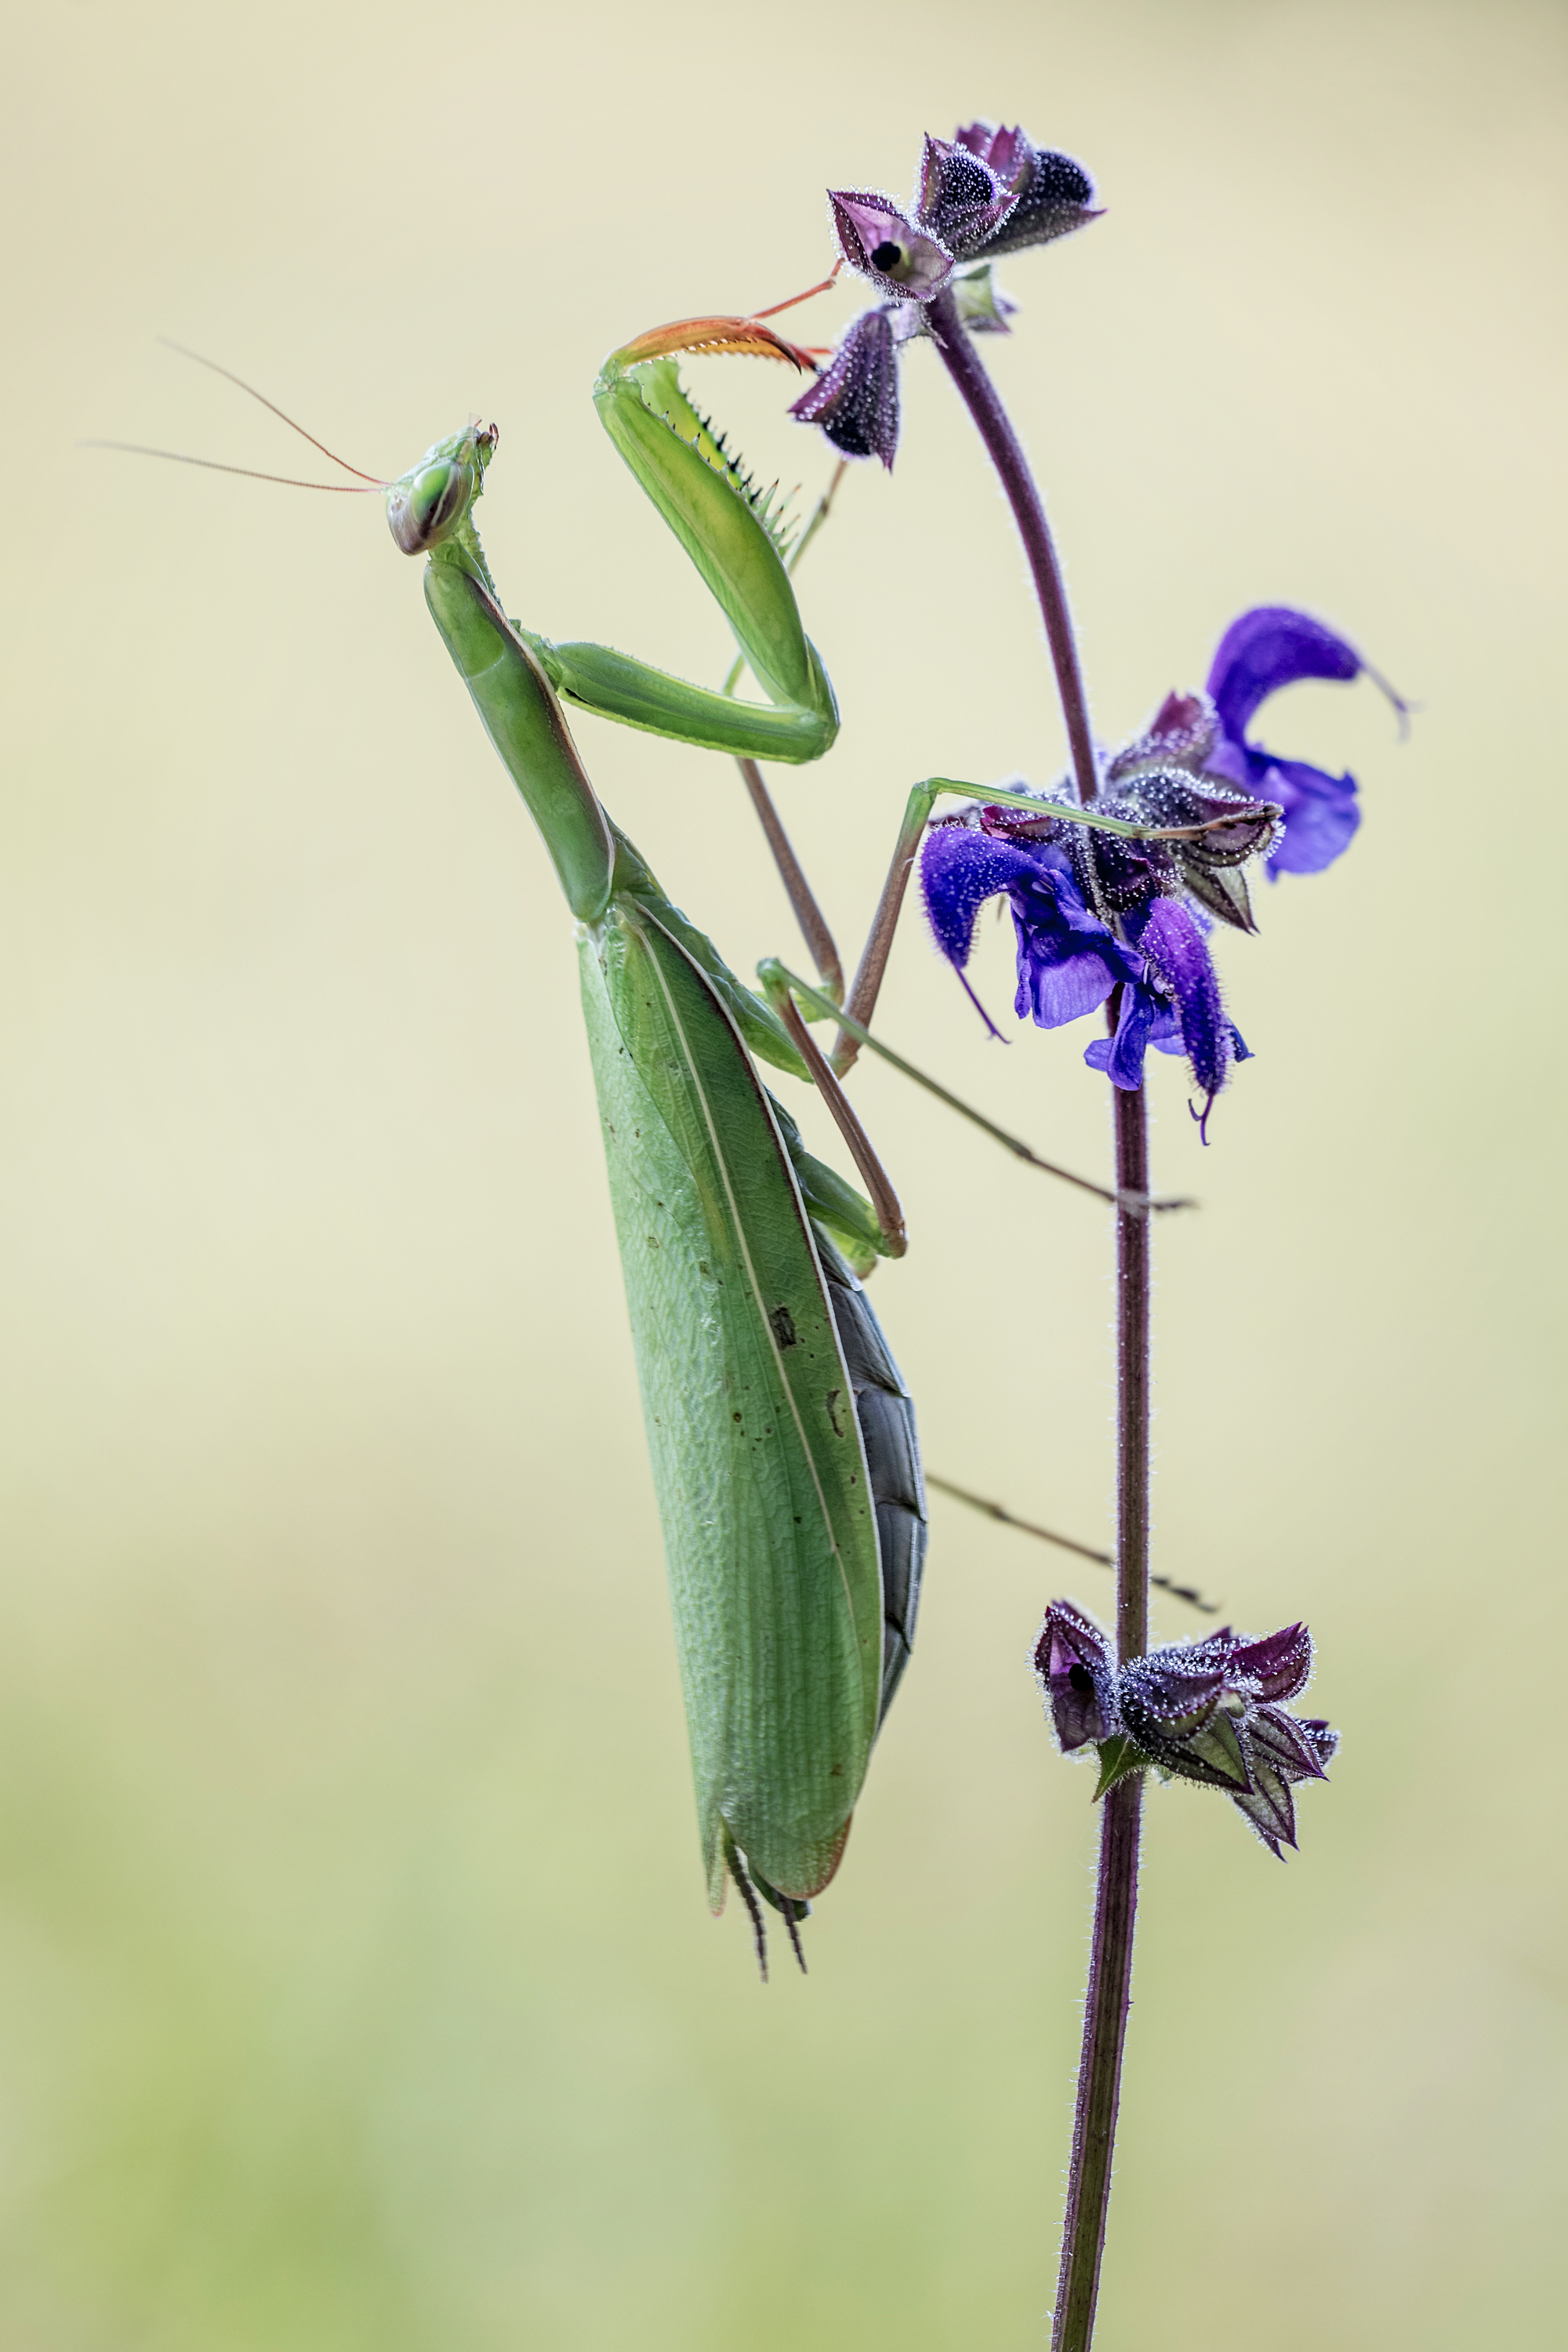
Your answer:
579,898 -> 884,1905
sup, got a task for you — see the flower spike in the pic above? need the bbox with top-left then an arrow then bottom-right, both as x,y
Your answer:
911,591 -> 1383,1120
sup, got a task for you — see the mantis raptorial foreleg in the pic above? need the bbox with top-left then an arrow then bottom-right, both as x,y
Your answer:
530,319 -> 842,762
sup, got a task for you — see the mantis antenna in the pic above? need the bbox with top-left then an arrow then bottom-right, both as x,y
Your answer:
81,340 -> 390,492
78,445 -> 383,492
156,339 -> 387,481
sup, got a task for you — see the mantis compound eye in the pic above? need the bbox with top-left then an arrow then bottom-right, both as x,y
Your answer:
387,459 -> 467,555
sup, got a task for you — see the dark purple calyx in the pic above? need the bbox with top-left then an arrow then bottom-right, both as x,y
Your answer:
1116,1621 -> 1336,1857
789,307 -> 900,467
827,190 -> 953,303
1033,1601 -> 1120,1752
915,133 -> 1018,256
1069,771 -> 1282,938
952,122 -> 1098,253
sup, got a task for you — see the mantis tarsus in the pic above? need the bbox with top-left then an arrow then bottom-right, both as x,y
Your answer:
110,309 -> 1225,1972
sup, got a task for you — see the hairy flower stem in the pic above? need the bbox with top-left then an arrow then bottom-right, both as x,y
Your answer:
1112,1079 -> 1152,1671
1050,1074 -> 1150,2351
930,294 -> 1152,2348
928,288 -> 1099,808
1053,1774 -> 1143,2350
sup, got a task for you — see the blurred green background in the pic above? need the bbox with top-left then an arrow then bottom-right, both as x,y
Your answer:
1,1 -> 1563,2344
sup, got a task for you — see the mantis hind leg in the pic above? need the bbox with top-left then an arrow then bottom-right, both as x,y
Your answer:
779,1899 -> 808,1975
724,1832 -> 812,1980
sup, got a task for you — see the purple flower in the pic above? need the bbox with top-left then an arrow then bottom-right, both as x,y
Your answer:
1119,1622 -> 1338,1857
1099,895 -> 1234,1102
920,822 -> 1138,1025
919,797 -> 1259,1114
1034,1603 -> 1339,1857
916,601 -> 1392,1118
1203,608 -> 1408,877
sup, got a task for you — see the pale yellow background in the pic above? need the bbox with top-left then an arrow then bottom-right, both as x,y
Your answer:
0,1 -> 1562,2345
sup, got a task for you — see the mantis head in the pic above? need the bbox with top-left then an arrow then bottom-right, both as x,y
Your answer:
387,422 -> 498,557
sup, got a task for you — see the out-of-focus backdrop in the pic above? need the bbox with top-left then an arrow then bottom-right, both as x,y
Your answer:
1,2 -> 1562,2345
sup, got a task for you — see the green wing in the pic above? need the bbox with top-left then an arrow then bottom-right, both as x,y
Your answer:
579,898 -> 883,1905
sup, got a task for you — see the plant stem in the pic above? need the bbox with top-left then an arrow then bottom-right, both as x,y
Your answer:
927,288 -> 1099,807
931,298 -> 1153,2348
1050,1072 -> 1151,2352
1051,1773 -> 1143,2352
1112,1077 -> 1152,1668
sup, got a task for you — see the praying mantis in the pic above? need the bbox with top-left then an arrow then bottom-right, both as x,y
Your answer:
108,306 -> 1229,1969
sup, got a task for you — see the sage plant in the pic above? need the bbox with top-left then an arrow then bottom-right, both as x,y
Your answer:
793,122 -> 1395,2350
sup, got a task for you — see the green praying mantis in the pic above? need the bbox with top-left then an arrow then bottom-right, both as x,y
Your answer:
107,303 -> 1232,1970
396,312 -> 930,1968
